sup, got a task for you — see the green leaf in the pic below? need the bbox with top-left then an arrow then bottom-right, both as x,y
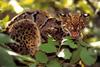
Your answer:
65,36 -> 72,40
0,33 -> 15,44
35,51 -> 48,63
47,36 -> 58,45
70,46 -> 82,64
7,50 -> 36,65
57,49 -> 72,59
0,15 -> 9,28
16,54 -> 36,63
88,48 -> 97,56
29,63 -> 36,67
64,49 -> 72,59
0,47 -> 16,67
78,40 -> 90,47
63,39 -> 78,49
39,44 -> 57,53
46,59 -> 62,67
80,47 -> 96,65
39,37 -> 57,53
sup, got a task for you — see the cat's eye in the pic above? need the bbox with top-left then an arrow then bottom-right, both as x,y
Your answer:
59,13 -> 66,17
82,13 -> 89,17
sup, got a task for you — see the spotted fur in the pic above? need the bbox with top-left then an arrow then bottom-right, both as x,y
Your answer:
60,13 -> 88,39
41,18 -> 66,42
5,10 -> 88,56
7,19 -> 41,56
6,10 -> 48,31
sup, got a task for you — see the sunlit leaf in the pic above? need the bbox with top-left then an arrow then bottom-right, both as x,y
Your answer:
78,0 -> 94,16
22,0 -> 34,5
0,1 -> 10,11
57,49 -> 72,59
9,0 -> 24,13
63,37 -> 78,49
0,47 -> 16,67
35,51 -> 48,63
0,15 -> 9,28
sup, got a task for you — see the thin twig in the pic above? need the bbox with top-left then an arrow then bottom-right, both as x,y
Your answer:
85,0 -> 96,12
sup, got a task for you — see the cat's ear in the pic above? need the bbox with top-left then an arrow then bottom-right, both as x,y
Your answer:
59,12 -> 68,21
59,8 -> 69,16
31,10 -> 39,21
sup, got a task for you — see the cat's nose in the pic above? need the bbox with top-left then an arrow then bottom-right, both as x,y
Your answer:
70,31 -> 80,39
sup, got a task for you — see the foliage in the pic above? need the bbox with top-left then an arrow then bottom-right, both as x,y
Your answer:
39,37 -> 57,53
0,33 -> 14,44
46,59 -> 62,67
0,0 -> 100,67
0,47 -> 16,67
35,51 -> 48,63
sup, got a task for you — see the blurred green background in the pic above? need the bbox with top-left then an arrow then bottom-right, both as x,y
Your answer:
0,0 -> 100,67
